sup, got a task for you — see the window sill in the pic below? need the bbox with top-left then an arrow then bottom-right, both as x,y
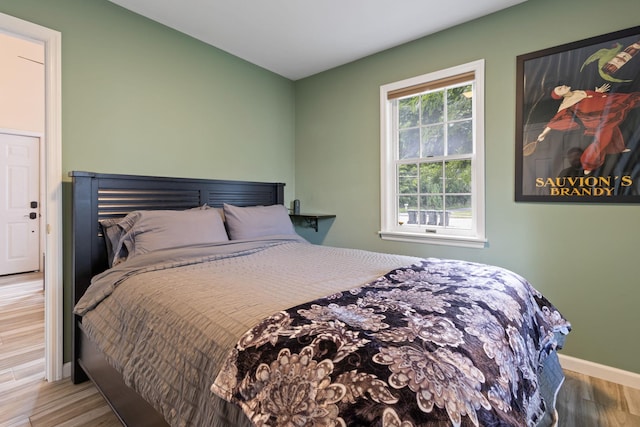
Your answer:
379,230 -> 487,249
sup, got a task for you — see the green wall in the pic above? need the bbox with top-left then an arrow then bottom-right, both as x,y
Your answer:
0,0 -> 295,362
294,0 -> 640,374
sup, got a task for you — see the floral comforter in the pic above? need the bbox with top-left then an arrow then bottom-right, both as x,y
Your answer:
212,258 -> 570,427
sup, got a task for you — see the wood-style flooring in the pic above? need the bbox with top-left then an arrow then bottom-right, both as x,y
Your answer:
1,272 -> 639,426
0,273 -> 121,426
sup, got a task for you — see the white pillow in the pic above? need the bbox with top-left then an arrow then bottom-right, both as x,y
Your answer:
223,203 -> 296,240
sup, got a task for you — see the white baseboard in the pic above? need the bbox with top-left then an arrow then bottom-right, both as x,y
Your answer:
559,354 -> 640,390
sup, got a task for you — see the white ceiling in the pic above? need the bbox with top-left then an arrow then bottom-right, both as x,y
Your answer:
108,0 -> 526,80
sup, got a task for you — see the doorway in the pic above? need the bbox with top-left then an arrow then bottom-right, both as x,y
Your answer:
0,31 -> 43,276
0,12 -> 63,381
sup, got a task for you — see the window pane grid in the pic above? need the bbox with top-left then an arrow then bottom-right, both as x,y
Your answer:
396,162 -> 472,228
395,81 -> 473,229
397,82 -> 473,160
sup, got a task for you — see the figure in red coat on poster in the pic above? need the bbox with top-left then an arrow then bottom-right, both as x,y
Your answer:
535,83 -> 640,174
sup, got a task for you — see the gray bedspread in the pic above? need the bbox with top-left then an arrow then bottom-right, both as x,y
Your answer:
75,236 -> 569,427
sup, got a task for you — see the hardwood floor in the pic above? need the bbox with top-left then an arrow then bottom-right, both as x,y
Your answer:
558,370 -> 640,426
1,272 -> 638,426
0,273 -> 121,427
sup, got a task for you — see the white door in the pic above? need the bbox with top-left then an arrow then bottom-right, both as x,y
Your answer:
0,132 -> 40,275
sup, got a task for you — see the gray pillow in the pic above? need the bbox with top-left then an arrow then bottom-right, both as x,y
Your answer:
223,203 -> 295,240
99,216 -> 130,267
124,208 -> 229,259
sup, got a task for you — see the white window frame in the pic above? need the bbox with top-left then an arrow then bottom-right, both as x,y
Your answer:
379,59 -> 486,248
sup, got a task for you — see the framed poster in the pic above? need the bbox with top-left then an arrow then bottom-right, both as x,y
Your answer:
515,26 -> 640,202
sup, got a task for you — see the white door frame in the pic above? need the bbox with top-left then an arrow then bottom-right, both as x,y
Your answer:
0,13 -> 63,381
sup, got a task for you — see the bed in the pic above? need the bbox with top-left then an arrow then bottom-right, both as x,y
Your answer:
70,171 -> 571,427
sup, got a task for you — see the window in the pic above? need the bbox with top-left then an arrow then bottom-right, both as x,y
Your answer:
379,60 -> 486,248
